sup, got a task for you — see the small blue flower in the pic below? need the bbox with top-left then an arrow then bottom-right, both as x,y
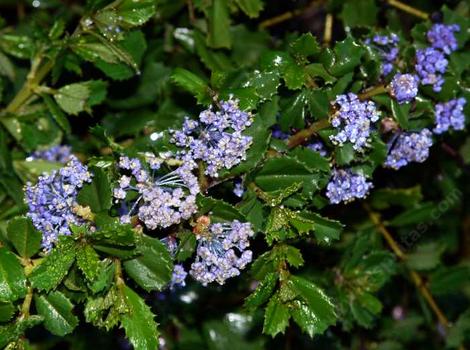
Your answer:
330,93 -> 380,152
25,156 -> 92,250
434,98 -> 466,134
415,48 -> 448,92
190,220 -> 254,286
28,145 -> 73,164
326,169 -> 373,204
365,34 -> 399,76
391,73 -> 419,104
384,129 -> 433,169
427,23 -> 460,55
170,264 -> 188,289
171,98 -> 253,178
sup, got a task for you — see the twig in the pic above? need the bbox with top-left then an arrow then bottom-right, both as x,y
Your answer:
387,0 -> 429,20
323,13 -> 333,45
364,203 -> 466,349
287,118 -> 330,149
186,0 -> 196,25
259,0 -> 323,29
358,84 -> 388,100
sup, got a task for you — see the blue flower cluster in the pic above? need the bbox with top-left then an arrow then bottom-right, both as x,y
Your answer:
25,156 -> 92,250
307,140 -> 328,156
427,23 -> 460,55
28,145 -> 73,164
171,98 -> 253,178
171,265 -> 188,289
390,73 -> 419,104
366,34 -> 399,76
190,220 -> 254,285
326,169 -> 373,204
384,129 -> 433,169
113,154 -> 200,230
415,24 -> 460,92
434,98 -> 467,134
233,181 -> 245,198
330,93 -> 380,151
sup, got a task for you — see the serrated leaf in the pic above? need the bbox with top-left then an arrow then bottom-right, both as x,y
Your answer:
245,273 -> 278,310
0,302 -> 15,322
77,167 -> 112,212
172,68 -> 210,104
391,99 -> 410,129
0,248 -> 27,303
235,0 -> 264,18
388,202 -> 437,227
76,244 -> 101,282
289,147 -> 330,173
123,235 -> 173,291
6,217 -> 42,259
29,238 -> 76,292
0,35 -> 33,59
54,80 -> 107,115
290,33 -> 320,58
121,286 -> 159,350
207,0 -> 231,49
263,295 -> 290,337
197,196 -> 246,222
0,316 -> 43,349
296,212 -> 343,243
34,291 -> 78,336
324,36 -> 365,77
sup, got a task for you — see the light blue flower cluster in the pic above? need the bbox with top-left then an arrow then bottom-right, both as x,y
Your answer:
190,220 -> 254,286
434,98 -> 466,134
384,129 -> 433,169
427,23 -> 460,55
326,169 -> 373,204
307,140 -> 328,156
113,153 -> 200,230
330,93 -> 380,151
233,181 -> 245,198
171,98 -> 253,177
28,145 -> 73,164
25,156 -> 92,250
390,73 -> 419,104
366,34 -> 399,76
171,265 -> 188,289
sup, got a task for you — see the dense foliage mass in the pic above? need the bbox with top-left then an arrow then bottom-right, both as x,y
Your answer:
0,0 -> 469,349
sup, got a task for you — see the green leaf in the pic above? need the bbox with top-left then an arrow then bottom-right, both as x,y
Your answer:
307,89 -> 330,119
255,156 -> 321,197
29,238 -> 76,292
0,51 -> 15,81
429,265 -> 470,295
324,36 -> 365,77
114,0 -> 156,27
406,242 -> 444,271
0,247 -> 27,302
279,90 -> 308,130
447,309 -> 470,348
289,33 -> 320,58
76,244 -> 101,282
207,0 -> 232,49
121,285 -> 159,350
370,186 -> 423,210
197,196 -> 246,222
289,147 -> 330,173
390,99 -> 410,129
0,35 -> 33,59
0,316 -> 43,349
335,143 -> 355,166
0,302 -> 15,322
42,94 -> 71,134
388,202 -> 437,227
172,68 -> 210,104
34,291 -> 78,336
245,273 -> 278,310
77,168 -> 112,212
289,275 -> 336,334
235,0 -> 264,18
123,235 -> 173,291
296,212 -> 343,243
6,217 -> 42,258
263,295 -> 290,337
340,0 -> 378,28
54,80 -> 107,115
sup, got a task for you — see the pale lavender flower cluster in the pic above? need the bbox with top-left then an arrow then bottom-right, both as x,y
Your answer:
25,156 -> 92,250
171,98 -> 253,177
366,34 -> 399,76
326,169 -> 373,204
113,154 -> 200,229
171,265 -> 188,289
434,98 -> 467,134
330,93 -> 380,151
233,181 -> 245,198
427,23 -> 460,55
415,48 -> 448,92
384,129 -> 433,169
28,145 -> 73,164
307,140 -> 328,156
190,220 -> 254,286
391,73 -> 419,104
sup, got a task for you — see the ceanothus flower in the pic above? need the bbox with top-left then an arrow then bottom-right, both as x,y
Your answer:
28,145 -> 73,164
113,153 -> 200,230
330,93 -> 380,152
434,98 -> 467,134
25,156 -> 92,250
427,23 -> 460,55
307,140 -> 328,156
190,220 -> 254,286
391,73 -> 419,104
384,129 -> 433,169
326,169 -> 373,204
365,34 -> 399,76
415,48 -> 448,92
171,98 -> 253,177
171,265 -> 188,289
233,181 -> 244,198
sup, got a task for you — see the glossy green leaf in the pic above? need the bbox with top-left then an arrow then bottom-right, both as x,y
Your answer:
76,243 -> 101,282
6,217 -> 41,258
391,99 -> 410,129
207,0 -> 231,49
263,295 -> 290,337
245,273 -> 278,310
0,248 -> 27,302
34,291 -> 78,336
77,167 -> 112,212
172,68 -> 210,104
235,0 -> 264,18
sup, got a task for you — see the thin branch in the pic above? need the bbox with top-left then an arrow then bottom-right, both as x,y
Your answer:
323,13 -> 333,45
387,0 -> 429,20
287,118 -> 330,149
